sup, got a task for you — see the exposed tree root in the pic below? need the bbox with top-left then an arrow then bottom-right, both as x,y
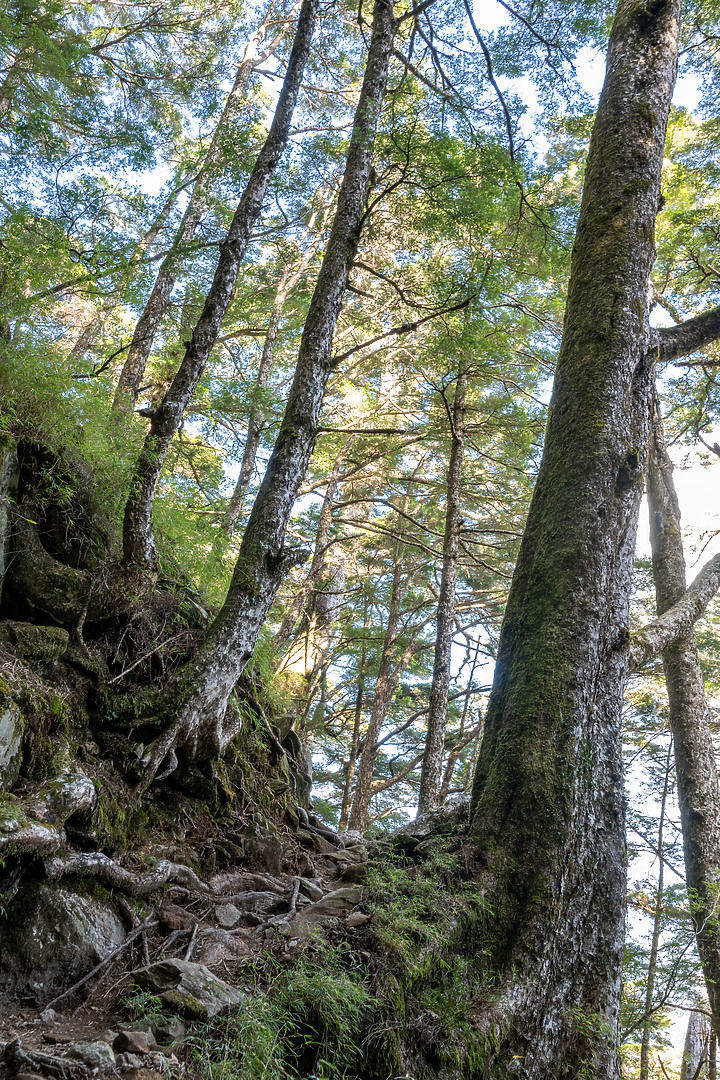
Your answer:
7,514 -> 154,627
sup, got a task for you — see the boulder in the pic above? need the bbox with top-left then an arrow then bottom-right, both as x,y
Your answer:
196,928 -> 251,966
0,880 -> 126,997
133,958 -> 244,1018
282,886 -> 362,942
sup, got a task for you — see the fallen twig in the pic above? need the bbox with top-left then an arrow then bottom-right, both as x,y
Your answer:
43,916 -> 158,1009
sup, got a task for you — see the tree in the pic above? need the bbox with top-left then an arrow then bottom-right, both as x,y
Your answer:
461,1 -> 681,1075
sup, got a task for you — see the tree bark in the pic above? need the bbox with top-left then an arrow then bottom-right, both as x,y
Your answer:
122,0 -> 320,568
460,2 -> 680,1076
648,392 -> 720,1038
417,363 -> 467,815
217,206 -> 328,541
111,2 -> 281,415
639,740 -> 672,1080
136,0 -> 396,780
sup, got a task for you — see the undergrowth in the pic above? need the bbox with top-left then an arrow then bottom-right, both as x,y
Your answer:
186,948 -> 375,1080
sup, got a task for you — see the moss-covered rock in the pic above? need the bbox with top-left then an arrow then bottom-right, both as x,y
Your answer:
0,620 -> 69,662
0,879 -> 126,998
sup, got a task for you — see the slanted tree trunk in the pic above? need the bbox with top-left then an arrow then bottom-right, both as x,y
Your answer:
417,361 -> 467,815
648,391 -> 720,1036
122,0 -> 320,569
459,2 -> 680,1075
136,0 -> 396,779
217,205 -> 330,541
111,1 -> 283,416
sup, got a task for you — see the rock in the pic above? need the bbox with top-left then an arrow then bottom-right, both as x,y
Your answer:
133,958 -> 245,1019
283,886 -> 363,942
339,861 -> 367,884
121,1070 -> 166,1080
244,823 -> 283,876
159,902 -> 196,931
39,1008 -> 58,1023
0,881 -> 126,997
66,1039 -> 116,1069
392,796 -> 470,851
114,1029 -> 161,1054
346,911 -> 370,928
0,621 -> 69,662
214,902 -> 241,928
298,877 -> 323,902
196,928 -> 251,966
152,1017 -> 186,1045
338,829 -> 364,846
0,692 -> 22,791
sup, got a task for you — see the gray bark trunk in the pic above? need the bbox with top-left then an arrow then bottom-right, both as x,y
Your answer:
639,740 -> 672,1080
417,364 -> 467,815
136,0 -> 396,779
219,211 -> 327,539
648,393 -> 720,1037
273,443 -> 349,653
459,2 -> 680,1076
680,1011 -> 710,1080
122,0 -> 320,568
112,5 -> 280,415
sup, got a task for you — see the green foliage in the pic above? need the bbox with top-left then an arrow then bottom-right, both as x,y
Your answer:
187,951 -> 375,1080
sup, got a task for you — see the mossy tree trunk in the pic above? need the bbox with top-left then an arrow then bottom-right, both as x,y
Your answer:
464,1 -> 680,1076
648,390 -> 720,1037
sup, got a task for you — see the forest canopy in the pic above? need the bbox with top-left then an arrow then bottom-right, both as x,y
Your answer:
3,0 -> 720,1077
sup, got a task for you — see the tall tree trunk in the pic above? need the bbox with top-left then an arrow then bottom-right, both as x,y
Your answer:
648,391 -> 720,1036
458,2 -> 680,1076
218,206 -> 328,541
639,740 -> 672,1080
273,441 -> 350,654
136,0 -> 396,780
347,549 -> 404,833
680,1011 -> 710,1080
111,2 -> 282,416
417,362 -> 467,815
340,628 -> 367,831
122,0 -> 319,569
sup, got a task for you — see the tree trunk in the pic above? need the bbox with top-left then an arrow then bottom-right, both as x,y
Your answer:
273,442 -> 350,654
136,0 -> 396,779
122,0 -> 320,569
347,549 -> 404,833
648,391 -> 720,1036
680,1011 -> 710,1080
639,740 -> 672,1080
461,2 -> 680,1076
417,363 -> 467,815
218,206 -> 328,541
111,2 -> 281,415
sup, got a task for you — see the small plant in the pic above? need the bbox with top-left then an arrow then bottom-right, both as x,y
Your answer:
121,987 -> 164,1023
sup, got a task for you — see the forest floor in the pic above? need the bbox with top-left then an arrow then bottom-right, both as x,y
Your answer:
0,804 -> 374,1080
